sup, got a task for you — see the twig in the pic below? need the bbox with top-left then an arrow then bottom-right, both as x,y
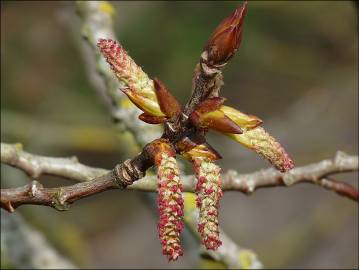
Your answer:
1,210 -> 77,269
1,141 -> 157,212
222,150 -> 359,201
184,54 -> 224,116
2,142 -> 357,213
1,142 -> 107,181
3,147 -> 356,269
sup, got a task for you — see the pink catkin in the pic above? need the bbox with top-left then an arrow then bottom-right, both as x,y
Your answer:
194,158 -> 223,250
227,126 -> 294,173
156,153 -> 184,261
241,127 -> 294,173
97,38 -> 150,90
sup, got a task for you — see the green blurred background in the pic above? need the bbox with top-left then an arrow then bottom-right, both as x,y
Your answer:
1,1 -> 358,269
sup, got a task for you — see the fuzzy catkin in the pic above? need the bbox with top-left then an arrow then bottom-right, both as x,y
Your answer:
157,153 -> 184,261
97,38 -> 156,99
234,127 -> 294,172
194,158 -> 223,250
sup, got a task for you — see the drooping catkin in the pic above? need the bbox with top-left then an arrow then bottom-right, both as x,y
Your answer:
194,158 -> 223,250
156,153 -> 184,261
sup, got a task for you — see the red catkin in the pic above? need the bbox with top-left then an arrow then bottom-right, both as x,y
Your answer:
156,153 -> 184,261
193,158 -> 223,250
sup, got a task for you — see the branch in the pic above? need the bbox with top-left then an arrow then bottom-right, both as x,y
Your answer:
222,150 -> 359,201
1,142 -> 107,181
1,210 -> 76,269
1,141 -> 156,212
2,142 -> 357,212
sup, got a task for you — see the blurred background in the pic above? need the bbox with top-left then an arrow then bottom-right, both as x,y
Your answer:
1,1 -> 358,269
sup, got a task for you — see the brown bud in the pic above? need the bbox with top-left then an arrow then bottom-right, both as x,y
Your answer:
203,2 -> 247,66
139,113 -> 166,124
153,78 -> 182,118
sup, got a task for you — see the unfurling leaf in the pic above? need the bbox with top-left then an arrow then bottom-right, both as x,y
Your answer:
220,105 -> 262,131
153,78 -> 182,118
227,126 -> 294,172
138,113 -> 166,124
203,2 -> 247,66
182,143 -> 222,161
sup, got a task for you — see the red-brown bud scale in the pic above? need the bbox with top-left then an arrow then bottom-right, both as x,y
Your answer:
203,2 -> 247,67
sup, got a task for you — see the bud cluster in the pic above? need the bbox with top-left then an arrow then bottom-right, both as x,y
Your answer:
97,2 -> 296,262
193,158 -> 223,250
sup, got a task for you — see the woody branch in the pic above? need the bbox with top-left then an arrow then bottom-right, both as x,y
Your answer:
2,1 -> 357,267
1,142 -> 357,213
0,140 -> 158,212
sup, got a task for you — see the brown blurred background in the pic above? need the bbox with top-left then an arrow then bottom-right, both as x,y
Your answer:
1,1 -> 358,269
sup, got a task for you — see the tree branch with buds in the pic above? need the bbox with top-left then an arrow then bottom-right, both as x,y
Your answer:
2,143 -> 357,209
75,2 -> 264,266
2,1 -> 357,265
93,2 -> 295,258
1,144 -> 356,268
